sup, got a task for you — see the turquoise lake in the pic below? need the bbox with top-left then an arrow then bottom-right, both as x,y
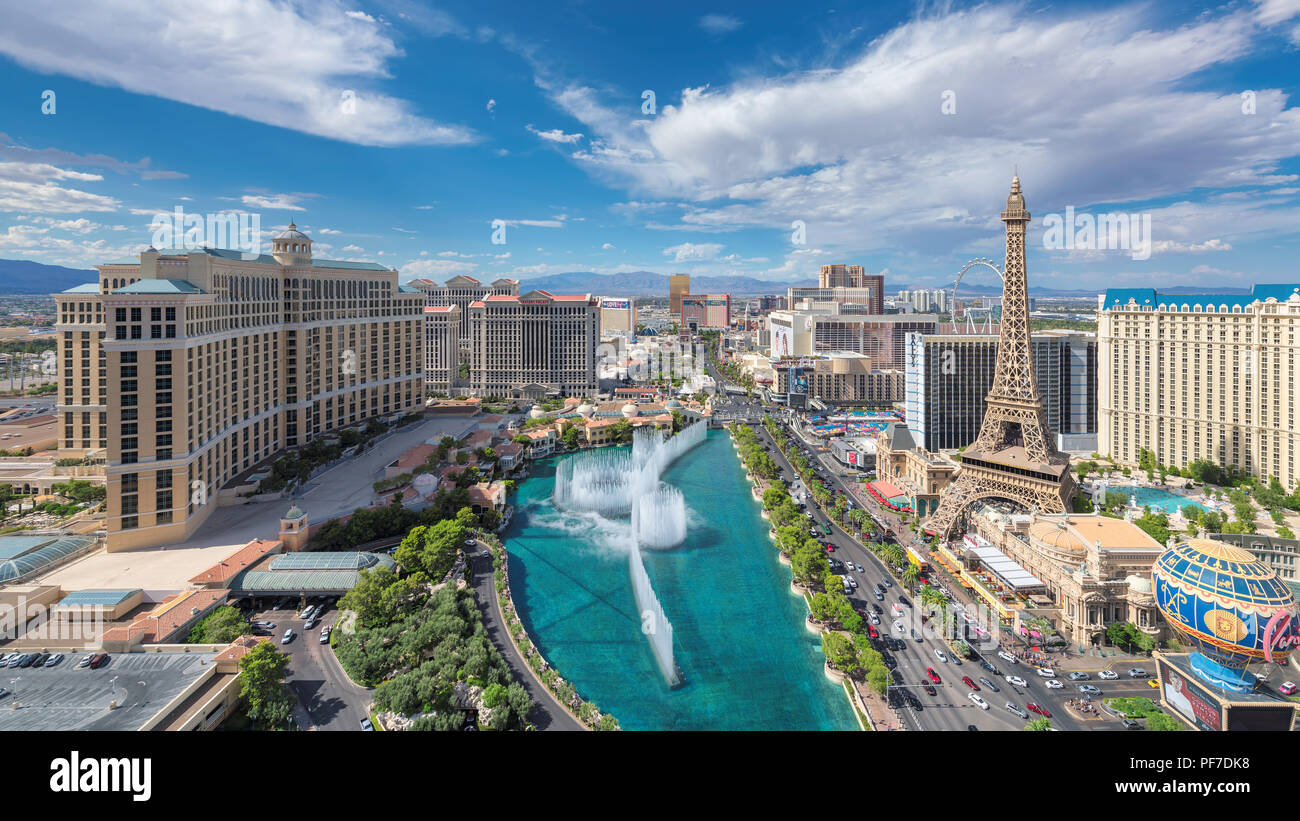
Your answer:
503,428 -> 859,731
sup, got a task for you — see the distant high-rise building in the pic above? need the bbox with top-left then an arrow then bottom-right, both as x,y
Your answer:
466,290 -> 599,399
408,275 -> 518,357
680,294 -> 731,329
767,306 -> 937,368
905,329 -> 1097,452
669,274 -> 690,318
423,305 -> 462,392
790,264 -> 884,314
598,297 -> 636,336
1099,283 -> 1300,490
54,224 -> 426,551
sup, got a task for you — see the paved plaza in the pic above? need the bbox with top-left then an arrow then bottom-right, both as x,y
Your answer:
35,415 -> 480,591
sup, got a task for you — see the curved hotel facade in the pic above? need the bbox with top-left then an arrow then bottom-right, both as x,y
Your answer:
54,226 -> 426,550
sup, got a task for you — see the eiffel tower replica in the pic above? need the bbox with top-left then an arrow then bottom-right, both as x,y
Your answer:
926,176 -> 1075,538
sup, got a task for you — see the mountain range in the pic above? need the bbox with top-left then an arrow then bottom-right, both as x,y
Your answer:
1,257 -> 1246,299
0,259 -> 98,294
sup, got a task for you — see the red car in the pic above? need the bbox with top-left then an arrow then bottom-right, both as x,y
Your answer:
926,668 -> 941,684
867,625 -> 879,639
825,544 -> 835,552
962,675 -> 979,690
1027,702 -> 1051,718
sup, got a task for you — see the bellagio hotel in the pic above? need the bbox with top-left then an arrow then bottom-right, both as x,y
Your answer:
1099,284 -> 1300,491
53,225 -> 425,550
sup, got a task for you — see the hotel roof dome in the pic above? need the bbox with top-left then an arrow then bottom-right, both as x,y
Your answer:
273,222 -> 310,241
621,402 -> 639,417
1029,518 -> 1087,554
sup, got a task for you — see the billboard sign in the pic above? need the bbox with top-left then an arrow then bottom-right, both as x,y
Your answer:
600,299 -> 630,310
1160,661 -> 1222,732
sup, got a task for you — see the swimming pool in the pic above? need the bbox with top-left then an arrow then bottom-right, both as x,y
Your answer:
1110,485 -> 1209,516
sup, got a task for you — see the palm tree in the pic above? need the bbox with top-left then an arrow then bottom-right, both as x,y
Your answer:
902,564 -> 920,588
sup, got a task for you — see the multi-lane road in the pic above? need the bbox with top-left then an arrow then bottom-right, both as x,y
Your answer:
748,416 -> 1147,731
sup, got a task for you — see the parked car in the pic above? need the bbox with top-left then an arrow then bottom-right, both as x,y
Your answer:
360,718 -> 374,731
1098,669 -> 1119,680
1005,675 -> 1027,687
1078,684 -> 1102,695
88,653 -> 108,669
319,627 -> 332,644
45,653 -> 64,667
281,629 -> 296,644
1122,719 -> 1143,730
1045,679 -> 1063,690
304,616 -> 319,630
1005,701 -> 1028,719
1278,681 -> 1297,695
910,629 -> 922,642
979,676 -> 1000,692
1068,671 -> 1090,681
968,692 -> 989,710
1127,667 -> 1149,678
874,591 -> 884,601
77,654 -> 93,668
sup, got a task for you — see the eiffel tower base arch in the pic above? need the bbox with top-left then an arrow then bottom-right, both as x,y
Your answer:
924,466 -> 1073,540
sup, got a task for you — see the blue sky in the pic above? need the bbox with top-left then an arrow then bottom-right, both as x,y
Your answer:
1,0 -> 1299,292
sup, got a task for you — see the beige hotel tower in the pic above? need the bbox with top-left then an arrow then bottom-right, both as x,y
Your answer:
53,224 -> 426,550
1098,284 -> 1300,491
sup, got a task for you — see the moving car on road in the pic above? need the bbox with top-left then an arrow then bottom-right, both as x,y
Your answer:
997,650 -> 1017,664
968,692 -> 989,710
979,676 -> 1000,692
1005,675 -> 1027,687
1067,671 -> 1090,681
1127,667 -> 1149,678
926,668 -> 942,684
1036,667 -> 1055,678
962,675 -> 979,690
1045,679 -> 1063,689
1078,684 -> 1102,695
1005,701 -> 1028,719
1097,670 -> 1119,680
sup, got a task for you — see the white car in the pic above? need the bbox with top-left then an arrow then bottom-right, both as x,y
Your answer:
1044,679 -> 1063,690
934,649 -> 949,663
1036,667 -> 1056,678
997,650 -> 1018,664
968,692 -> 989,709
1005,675 -> 1028,687
1098,670 -> 1119,680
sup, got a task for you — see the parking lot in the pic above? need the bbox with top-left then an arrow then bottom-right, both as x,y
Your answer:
0,649 -> 217,731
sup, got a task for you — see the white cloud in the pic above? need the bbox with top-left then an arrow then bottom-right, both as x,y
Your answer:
539,4 -> 1300,258
344,10 -> 375,23
401,258 -> 478,278
526,124 -> 584,144
663,242 -> 723,262
0,161 -> 119,213
0,0 -> 475,147
241,193 -> 307,211
486,98 -> 497,113
342,244 -> 364,252
601,242 -> 615,250
699,14 -> 742,35
1150,238 -> 1232,254
318,227 -> 342,234
503,219 -> 565,228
